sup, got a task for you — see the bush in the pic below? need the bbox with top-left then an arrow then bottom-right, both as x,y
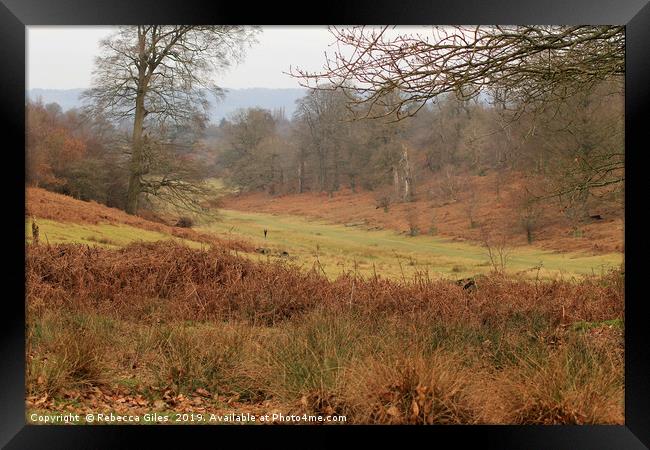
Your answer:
175,216 -> 194,228
375,195 -> 392,213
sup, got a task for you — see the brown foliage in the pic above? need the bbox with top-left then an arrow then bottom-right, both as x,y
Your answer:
27,102 -> 87,187
26,241 -> 624,424
27,241 -> 623,327
350,355 -> 480,424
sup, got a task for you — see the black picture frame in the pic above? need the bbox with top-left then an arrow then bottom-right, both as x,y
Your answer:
2,0 -> 649,447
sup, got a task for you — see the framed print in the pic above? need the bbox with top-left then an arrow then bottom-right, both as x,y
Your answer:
1,0 -> 649,447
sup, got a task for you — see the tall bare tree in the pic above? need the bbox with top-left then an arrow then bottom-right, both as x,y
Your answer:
219,108 -> 282,192
83,25 -> 259,214
293,88 -> 350,193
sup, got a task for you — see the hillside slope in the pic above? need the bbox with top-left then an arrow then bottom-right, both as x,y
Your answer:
222,171 -> 624,255
25,187 -> 252,251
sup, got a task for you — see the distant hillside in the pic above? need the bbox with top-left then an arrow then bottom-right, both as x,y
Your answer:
26,87 -> 307,122
209,88 -> 306,121
28,88 -> 83,112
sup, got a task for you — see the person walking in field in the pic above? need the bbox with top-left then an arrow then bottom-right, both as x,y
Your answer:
264,228 -> 268,240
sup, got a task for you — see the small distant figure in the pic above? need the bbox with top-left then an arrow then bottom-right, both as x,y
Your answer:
31,218 -> 40,245
263,228 -> 268,240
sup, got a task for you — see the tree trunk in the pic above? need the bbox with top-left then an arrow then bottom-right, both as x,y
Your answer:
126,89 -> 144,210
125,30 -> 148,215
404,176 -> 410,202
332,146 -> 340,192
402,144 -> 414,202
393,166 -> 400,198
297,160 -> 304,194
318,151 -> 326,192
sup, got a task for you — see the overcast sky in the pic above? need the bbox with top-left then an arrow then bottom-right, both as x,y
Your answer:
27,26 -> 436,90
26,26 -> 347,90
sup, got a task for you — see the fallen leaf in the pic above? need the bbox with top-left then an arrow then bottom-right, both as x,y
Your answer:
411,400 -> 420,417
195,388 -> 211,398
386,406 -> 400,418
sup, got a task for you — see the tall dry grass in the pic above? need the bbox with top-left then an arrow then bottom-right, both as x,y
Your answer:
26,241 -> 623,325
26,242 -> 624,424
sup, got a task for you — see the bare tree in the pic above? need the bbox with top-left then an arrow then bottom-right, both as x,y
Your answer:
83,25 -> 259,214
293,88 -> 351,193
292,25 -> 623,120
438,164 -> 463,202
464,183 -> 479,229
481,226 -> 512,274
405,206 -> 420,236
400,143 -> 415,202
518,197 -> 543,244
220,108 -> 279,192
291,26 -> 624,199
534,81 -> 624,201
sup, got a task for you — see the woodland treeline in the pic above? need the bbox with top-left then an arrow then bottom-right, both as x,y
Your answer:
26,25 -> 624,223
27,80 -> 623,215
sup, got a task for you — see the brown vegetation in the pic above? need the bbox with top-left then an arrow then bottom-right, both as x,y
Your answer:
26,241 -> 623,325
26,241 -> 624,424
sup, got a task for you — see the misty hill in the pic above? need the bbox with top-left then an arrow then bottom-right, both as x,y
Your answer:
27,87 -> 307,122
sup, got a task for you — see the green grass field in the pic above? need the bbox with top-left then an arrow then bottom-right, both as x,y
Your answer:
201,209 -> 623,280
26,208 -> 622,281
25,218 -> 204,249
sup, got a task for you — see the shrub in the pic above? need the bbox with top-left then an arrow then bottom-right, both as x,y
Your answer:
176,216 -> 194,228
375,195 -> 392,213
345,353 -> 481,424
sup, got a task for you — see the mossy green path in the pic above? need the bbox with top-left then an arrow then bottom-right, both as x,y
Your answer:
202,209 -> 623,280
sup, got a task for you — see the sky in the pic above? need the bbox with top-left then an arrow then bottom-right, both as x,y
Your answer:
26,26 -> 341,90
